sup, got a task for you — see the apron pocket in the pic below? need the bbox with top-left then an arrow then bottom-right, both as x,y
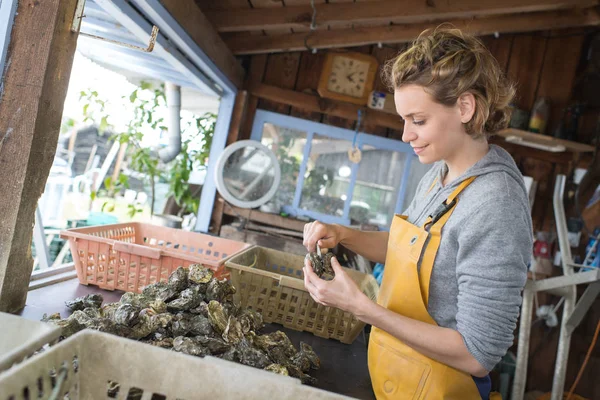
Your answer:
369,334 -> 431,399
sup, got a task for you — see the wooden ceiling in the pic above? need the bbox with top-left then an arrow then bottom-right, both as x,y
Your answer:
193,0 -> 600,54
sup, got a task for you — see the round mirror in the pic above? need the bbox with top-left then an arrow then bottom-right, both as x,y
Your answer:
214,140 -> 281,209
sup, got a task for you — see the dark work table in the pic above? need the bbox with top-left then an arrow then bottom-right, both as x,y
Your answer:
20,279 -> 375,400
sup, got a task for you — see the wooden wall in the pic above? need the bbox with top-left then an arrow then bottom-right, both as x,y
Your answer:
239,29 -> 597,233
233,28 -> 599,397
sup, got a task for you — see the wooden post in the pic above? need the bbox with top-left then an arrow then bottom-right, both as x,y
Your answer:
209,91 -> 248,235
0,0 -> 78,312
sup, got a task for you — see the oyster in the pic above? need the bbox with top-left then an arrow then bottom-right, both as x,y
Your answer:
171,313 -> 212,337
189,301 -> 209,317
305,252 -> 335,280
287,364 -> 318,385
168,266 -> 189,292
237,308 -> 264,334
265,363 -> 289,376
236,337 -> 271,369
207,300 -> 242,344
144,337 -> 173,349
113,303 -> 140,326
188,264 -> 214,287
293,342 -> 320,370
251,331 -> 297,365
166,286 -> 202,312
206,279 -> 236,303
142,282 -> 178,303
81,307 -> 103,319
43,313 -> 86,338
120,292 -> 153,309
172,336 -> 208,357
196,336 -> 231,355
65,294 -> 103,311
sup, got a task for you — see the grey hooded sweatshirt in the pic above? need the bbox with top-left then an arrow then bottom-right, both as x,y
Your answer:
401,144 -> 532,372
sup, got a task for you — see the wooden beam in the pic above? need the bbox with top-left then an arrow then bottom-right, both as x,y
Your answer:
226,8 -> 600,54
208,0 -> 597,32
223,203 -> 307,232
159,0 -> 245,89
249,83 -> 405,132
0,0 -> 78,312
239,54 -> 268,140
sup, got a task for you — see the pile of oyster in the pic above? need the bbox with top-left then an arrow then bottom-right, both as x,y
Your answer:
42,265 -> 320,384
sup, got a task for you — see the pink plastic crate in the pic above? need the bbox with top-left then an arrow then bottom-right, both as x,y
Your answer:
60,222 -> 251,293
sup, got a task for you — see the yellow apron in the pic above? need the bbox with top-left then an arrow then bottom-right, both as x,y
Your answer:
368,177 -> 483,400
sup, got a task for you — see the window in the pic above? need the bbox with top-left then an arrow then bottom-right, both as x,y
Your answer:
251,110 -> 431,230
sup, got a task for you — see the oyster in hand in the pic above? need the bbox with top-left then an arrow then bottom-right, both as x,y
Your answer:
305,252 -> 335,280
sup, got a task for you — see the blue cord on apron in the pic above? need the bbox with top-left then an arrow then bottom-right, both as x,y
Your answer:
472,374 -> 491,399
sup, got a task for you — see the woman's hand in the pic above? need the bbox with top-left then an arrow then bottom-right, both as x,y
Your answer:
303,255 -> 367,314
303,221 -> 344,252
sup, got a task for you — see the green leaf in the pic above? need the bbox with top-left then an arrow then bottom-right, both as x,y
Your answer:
118,173 -> 128,185
129,90 -> 137,103
99,116 -> 109,132
104,177 -> 113,190
82,104 -> 89,116
90,191 -> 97,201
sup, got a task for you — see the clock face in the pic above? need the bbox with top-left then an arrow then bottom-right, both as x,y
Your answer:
327,55 -> 371,98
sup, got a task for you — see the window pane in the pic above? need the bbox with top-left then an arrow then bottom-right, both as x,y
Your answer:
222,146 -> 275,202
299,134 -> 355,217
351,149 -> 408,227
259,123 -> 307,213
402,160 -> 432,212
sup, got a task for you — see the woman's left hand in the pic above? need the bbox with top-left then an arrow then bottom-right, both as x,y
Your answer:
303,256 -> 367,314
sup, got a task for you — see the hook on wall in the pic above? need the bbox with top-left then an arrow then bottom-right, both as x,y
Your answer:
71,0 -> 159,53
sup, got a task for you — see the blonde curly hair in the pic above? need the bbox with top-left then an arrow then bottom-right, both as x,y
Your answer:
385,26 -> 515,138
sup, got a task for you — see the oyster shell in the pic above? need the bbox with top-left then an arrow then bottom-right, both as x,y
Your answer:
65,294 -> 103,311
305,252 -> 335,280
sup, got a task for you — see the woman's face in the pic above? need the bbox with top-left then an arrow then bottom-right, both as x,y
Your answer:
394,84 -> 469,164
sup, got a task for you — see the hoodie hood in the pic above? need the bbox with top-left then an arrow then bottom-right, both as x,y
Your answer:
404,144 -> 530,229
435,144 -> 528,197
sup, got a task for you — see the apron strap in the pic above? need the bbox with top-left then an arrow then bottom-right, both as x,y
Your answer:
423,176 -> 476,232
420,176 -> 476,306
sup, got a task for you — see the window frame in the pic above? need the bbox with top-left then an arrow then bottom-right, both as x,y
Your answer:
251,110 -> 418,229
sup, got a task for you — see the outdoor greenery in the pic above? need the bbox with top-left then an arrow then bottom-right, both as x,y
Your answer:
72,82 -> 215,218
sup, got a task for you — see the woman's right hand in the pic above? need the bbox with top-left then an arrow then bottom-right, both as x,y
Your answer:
303,221 -> 344,252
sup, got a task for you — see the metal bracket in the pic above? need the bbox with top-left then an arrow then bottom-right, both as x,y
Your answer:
71,0 -> 159,53
71,0 -> 87,33
567,281 -> 600,334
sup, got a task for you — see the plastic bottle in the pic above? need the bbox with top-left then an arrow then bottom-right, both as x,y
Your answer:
529,98 -> 550,135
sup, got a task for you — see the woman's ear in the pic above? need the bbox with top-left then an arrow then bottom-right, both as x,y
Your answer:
458,92 -> 476,124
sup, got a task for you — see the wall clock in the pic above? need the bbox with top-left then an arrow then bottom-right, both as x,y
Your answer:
317,52 -> 379,105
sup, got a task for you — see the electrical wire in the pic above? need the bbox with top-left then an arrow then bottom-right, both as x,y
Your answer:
303,0 -> 318,53
566,319 -> 600,400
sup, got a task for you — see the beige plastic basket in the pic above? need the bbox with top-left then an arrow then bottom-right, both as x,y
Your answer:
0,330 -> 353,400
60,222 -> 251,293
225,246 -> 379,344
0,312 -> 60,374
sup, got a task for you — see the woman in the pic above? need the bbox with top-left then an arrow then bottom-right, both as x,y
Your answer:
303,27 -> 532,400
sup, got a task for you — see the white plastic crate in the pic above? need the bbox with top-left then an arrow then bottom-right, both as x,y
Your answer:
0,312 -> 61,373
0,330 -> 354,400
